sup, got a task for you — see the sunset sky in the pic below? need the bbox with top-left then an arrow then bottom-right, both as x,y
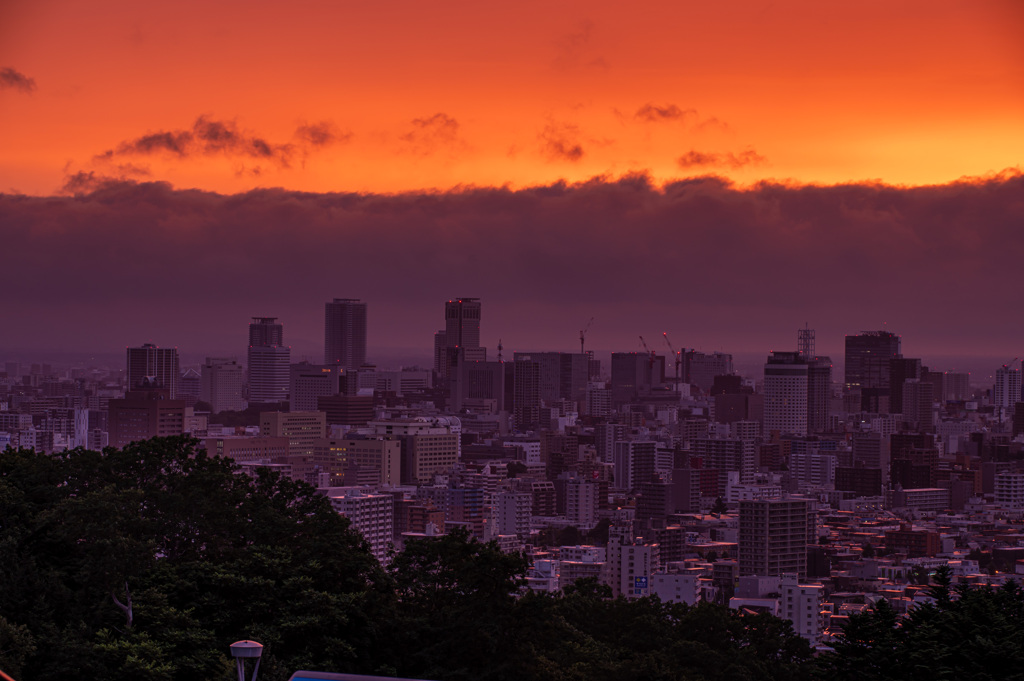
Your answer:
2,0 -> 1023,366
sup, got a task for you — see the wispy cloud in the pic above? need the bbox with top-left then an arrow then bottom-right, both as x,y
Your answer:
95,116 -> 347,168
0,67 -> 36,93
634,103 -> 696,122
399,113 -> 462,156
539,122 -> 585,162
677,148 -> 766,169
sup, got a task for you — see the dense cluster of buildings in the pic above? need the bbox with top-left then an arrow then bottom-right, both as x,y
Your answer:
5,300 -> 1024,647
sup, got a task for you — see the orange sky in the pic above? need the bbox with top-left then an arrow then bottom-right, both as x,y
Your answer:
1,0 -> 1022,195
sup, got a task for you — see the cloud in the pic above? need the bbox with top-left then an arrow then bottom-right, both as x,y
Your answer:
677,148 -> 766,169
3,172 -> 1023,358
0,67 -> 36,93
295,121 -> 346,148
635,104 -> 696,122
539,123 -> 585,162
95,117 -> 346,168
399,113 -> 462,156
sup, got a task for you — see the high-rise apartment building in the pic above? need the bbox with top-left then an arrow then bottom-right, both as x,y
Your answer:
994,366 -> 1022,411
126,343 -> 180,398
247,317 -> 290,404
739,497 -> 809,578
324,298 -> 367,369
329,490 -> 394,564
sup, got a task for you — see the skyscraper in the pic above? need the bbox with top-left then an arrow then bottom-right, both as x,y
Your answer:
324,298 -> 368,369
763,351 -> 809,437
247,317 -> 290,405
844,330 -> 901,412
126,343 -> 180,398
439,298 -> 485,380
445,297 -> 482,351
994,365 -> 1022,411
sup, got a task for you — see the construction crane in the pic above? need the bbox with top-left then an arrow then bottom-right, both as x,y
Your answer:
638,335 -> 656,369
1002,357 -> 1019,370
579,317 -> 594,355
663,332 -> 682,387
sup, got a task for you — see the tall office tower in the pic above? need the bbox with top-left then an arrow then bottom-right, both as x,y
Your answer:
763,351 -> 809,437
682,350 -> 734,394
200,357 -> 245,413
511,352 -> 589,409
248,317 -> 283,347
247,317 -> 290,404
450,356 -> 505,412
943,372 -> 971,402
889,356 -> 923,414
994,365 -> 1022,411
439,298 -> 485,381
324,298 -> 368,369
513,356 -> 541,431
445,297 -> 482,351
806,357 -> 832,434
739,497 -> 809,578
433,330 -> 448,375
610,352 -> 652,406
901,379 -> 934,432
126,343 -> 180,398
844,330 -> 901,412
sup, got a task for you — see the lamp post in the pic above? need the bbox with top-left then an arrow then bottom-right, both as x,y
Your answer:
229,640 -> 263,681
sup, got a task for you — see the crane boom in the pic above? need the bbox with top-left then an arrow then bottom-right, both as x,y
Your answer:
663,332 -> 682,385
580,317 -> 594,354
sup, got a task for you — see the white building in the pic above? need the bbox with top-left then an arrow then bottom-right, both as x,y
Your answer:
763,352 -> 808,437
493,491 -> 532,537
565,478 -> 599,530
995,471 -> 1024,509
330,489 -> 394,564
620,544 -> 659,600
994,366 -> 1022,412
780,574 -> 823,642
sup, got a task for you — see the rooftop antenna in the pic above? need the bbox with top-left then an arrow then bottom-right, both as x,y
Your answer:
230,640 -> 263,681
497,338 -> 503,363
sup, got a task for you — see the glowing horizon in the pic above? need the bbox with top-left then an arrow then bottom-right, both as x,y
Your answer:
2,0 -> 1022,196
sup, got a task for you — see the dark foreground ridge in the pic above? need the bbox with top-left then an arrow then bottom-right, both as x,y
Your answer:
1,437 -> 1021,681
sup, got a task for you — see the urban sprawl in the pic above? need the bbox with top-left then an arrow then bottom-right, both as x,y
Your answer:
5,297 -> 1024,650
